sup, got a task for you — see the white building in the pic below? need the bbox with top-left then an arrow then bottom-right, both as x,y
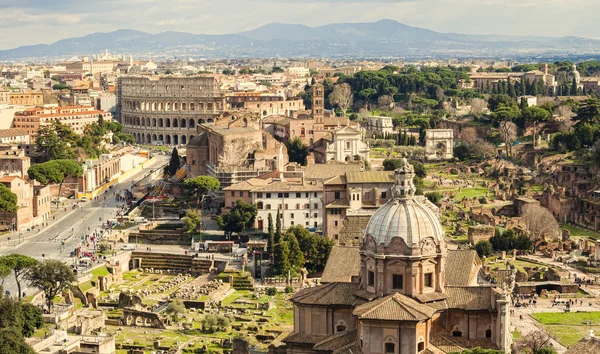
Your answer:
286,67 -> 310,77
365,116 -> 394,137
325,126 -> 370,162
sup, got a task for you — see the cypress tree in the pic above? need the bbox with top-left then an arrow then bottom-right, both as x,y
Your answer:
571,77 -> 578,96
168,147 -> 180,176
275,209 -> 282,244
520,78 -> 526,97
267,213 -> 275,255
272,240 -> 290,276
286,232 -> 304,272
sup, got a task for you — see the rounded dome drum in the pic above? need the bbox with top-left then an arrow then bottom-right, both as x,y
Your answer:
363,158 -> 444,250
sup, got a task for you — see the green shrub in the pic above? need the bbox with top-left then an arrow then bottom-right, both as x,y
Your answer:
266,287 -> 277,296
284,286 -> 294,294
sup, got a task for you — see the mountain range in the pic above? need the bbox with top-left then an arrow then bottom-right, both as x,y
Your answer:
2,19 -> 600,61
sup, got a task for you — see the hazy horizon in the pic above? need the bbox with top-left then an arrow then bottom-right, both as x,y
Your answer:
1,0 -> 600,51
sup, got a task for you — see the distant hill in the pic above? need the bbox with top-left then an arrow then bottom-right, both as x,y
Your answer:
2,19 -> 600,60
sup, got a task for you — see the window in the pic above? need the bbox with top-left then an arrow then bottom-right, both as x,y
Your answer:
424,273 -> 433,288
368,271 -> 375,287
314,203 -> 318,209
284,204 -> 289,210
266,193 -> 271,198
418,342 -> 425,352
266,204 -> 271,210
231,191 -> 235,197
393,274 -> 403,289
296,193 -> 301,198
305,204 -> 310,209
231,202 -> 235,207
485,329 -> 492,338
346,142 -> 350,149
314,192 -> 317,197
306,222 -> 309,226
284,193 -> 289,198
290,213 -> 294,219
385,343 -> 395,354
240,191 -> 244,197
381,191 -> 387,199
314,213 -> 318,218
335,321 -> 348,333
278,193 -> 283,198
296,204 -> 301,209
334,220 -> 339,227
305,193 -> 309,198
314,221 -> 318,228
334,191 -> 341,199
257,193 -> 263,198
257,202 -> 264,210
291,221 -> 294,225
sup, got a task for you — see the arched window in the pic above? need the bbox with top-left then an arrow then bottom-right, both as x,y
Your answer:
257,202 -> 264,210
166,118 -> 171,128
181,119 -> 186,128
451,325 -> 463,337
189,120 -> 195,128
335,320 -> 347,333
192,160 -> 196,165
384,336 -> 397,354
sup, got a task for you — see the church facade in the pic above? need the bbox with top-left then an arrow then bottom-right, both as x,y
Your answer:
283,159 -> 513,354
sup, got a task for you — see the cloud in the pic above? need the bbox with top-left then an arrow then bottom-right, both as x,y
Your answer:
1,0 -> 600,50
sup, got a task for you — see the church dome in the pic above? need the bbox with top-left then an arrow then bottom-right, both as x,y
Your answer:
363,158 -> 444,248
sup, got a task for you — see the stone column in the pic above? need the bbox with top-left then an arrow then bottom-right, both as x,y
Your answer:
496,294 -> 512,353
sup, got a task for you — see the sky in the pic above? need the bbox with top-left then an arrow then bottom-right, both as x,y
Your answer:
1,0 -> 600,50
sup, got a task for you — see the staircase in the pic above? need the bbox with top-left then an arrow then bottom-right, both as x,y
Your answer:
130,252 -> 213,275
170,164 -> 190,183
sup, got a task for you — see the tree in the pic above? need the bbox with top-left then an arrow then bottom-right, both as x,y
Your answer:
3,254 -> 37,299
275,209 -> 282,244
555,105 -> 575,120
166,300 -> 185,316
488,94 -> 516,111
329,83 -> 353,116
498,121 -> 517,157
0,296 -> 42,338
470,98 -> 487,117
382,159 -> 425,178
35,122 -> 77,161
474,240 -> 493,257
28,160 -> 83,206
514,330 -> 555,354
271,240 -> 290,276
26,259 -> 76,311
521,106 -> 552,125
0,328 -> 35,354
287,225 -> 333,274
575,98 -> 600,124
267,213 -> 275,255
216,200 -> 258,237
0,256 -> 12,292
571,77 -> 578,96
0,184 -> 17,214
284,232 -> 304,273
491,106 -> 520,123
182,210 -> 202,233
285,138 -> 308,166
168,147 -> 180,176
183,176 -> 220,208
425,192 -> 442,204
359,88 -> 378,111
521,204 -> 560,241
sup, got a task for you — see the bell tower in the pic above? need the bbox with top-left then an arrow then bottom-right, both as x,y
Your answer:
312,83 -> 324,131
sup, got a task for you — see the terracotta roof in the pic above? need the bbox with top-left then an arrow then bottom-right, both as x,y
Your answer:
283,332 -> 329,344
251,180 -> 322,193
565,334 -> 600,354
313,330 -> 357,351
223,178 -> 271,191
303,163 -> 362,180
291,282 -> 361,306
446,250 -> 481,286
324,175 -> 346,185
0,176 -> 19,182
339,215 -> 371,247
321,246 -> 360,283
332,342 -> 363,354
326,199 -> 350,208
0,128 -> 28,137
445,286 -> 494,311
353,292 -> 436,321
346,171 -> 394,184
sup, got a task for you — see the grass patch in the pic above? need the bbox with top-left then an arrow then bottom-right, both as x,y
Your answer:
90,265 -> 110,279
532,312 -> 600,346
79,280 -> 94,293
560,223 -> 600,240
455,187 -> 493,201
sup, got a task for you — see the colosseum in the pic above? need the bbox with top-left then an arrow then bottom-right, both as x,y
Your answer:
118,75 -> 226,145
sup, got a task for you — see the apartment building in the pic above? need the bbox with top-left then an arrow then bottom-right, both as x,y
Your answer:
12,106 -> 111,137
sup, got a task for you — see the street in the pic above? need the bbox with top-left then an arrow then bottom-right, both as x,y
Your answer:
0,154 -> 168,296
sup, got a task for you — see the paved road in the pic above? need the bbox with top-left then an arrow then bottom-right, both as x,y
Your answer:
0,155 -> 168,296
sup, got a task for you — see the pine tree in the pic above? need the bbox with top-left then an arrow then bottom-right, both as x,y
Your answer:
571,77 -> 578,96
267,213 -> 275,255
519,97 -> 528,110
275,209 -> 282,244
507,77 -> 515,98
520,78 -> 527,97
286,233 -> 304,272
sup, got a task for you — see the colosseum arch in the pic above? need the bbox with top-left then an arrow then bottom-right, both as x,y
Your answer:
152,134 -> 157,141
146,134 -> 151,143
158,102 -> 163,111
158,118 -> 164,127
152,102 -> 156,111
166,135 -> 171,145
152,118 -> 157,127
174,102 -> 179,111
136,117 -> 140,125
181,119 -> 186,128
189,119 -> 195,129
158,134 -> 164,142
173,119 -> 179,128
146,118 -> 150,126
141,118 -> 145,127
181,135 -> 187,145
182,103 -> 187,111
166,118 -> 171,128
173,135 -> 179,145
190,103 -> 195,111
166,102 -> 171,111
